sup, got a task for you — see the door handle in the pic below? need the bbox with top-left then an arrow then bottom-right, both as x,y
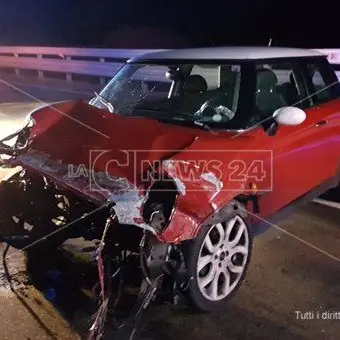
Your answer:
315,120 -> 328,127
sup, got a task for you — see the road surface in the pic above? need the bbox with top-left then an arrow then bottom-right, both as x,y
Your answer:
0,74 -> 340,340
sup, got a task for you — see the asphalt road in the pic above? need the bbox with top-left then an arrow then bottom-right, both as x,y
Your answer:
0,75 -> 340,340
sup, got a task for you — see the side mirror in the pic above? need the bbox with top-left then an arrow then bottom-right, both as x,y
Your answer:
273,106 -> 306,126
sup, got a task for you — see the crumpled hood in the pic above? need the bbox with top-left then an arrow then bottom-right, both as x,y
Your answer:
13,100 -> 209,200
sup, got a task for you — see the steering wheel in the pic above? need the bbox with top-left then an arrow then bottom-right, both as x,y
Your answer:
195,100 -> 234,123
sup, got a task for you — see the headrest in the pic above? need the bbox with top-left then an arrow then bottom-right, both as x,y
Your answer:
256,68 -> 278,91
183,74 -> 208,94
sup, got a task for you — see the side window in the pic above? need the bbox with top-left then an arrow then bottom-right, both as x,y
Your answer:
173,63 -> 241,121
303,59 -> 340,105
254,62 -> 305,119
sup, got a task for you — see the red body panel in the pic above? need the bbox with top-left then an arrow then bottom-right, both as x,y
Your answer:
12,99 -> 340,243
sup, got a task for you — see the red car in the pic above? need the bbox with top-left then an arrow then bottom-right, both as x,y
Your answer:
1,47 -> 340,316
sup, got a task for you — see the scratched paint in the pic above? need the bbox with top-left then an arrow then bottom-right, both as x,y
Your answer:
200,172 -> 223,192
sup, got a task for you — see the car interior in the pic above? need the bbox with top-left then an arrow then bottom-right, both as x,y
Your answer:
134,64 -> 304,127
255,68 -> 287,115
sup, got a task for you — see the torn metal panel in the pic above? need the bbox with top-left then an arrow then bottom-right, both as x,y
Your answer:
162,208 -> 199,242
200,172 -> 223,192
12,150 -> 156,234
107,190 -> 155,234
172,177 -> 186,196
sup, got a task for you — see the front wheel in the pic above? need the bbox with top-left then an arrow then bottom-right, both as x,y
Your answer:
182,215 -> 252,312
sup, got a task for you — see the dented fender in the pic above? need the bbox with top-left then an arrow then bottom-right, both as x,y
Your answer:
158,158 -> 248,243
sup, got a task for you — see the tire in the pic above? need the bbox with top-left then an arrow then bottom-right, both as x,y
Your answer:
182,215 -> 252,312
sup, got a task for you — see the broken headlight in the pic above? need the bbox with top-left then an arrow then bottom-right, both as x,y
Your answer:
15,114 -> 35,149
24,113 -> 36,128
0,114 -> 35,155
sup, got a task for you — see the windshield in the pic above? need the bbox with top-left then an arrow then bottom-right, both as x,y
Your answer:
90,61 -> 242,129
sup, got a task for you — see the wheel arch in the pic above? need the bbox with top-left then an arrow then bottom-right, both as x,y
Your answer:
202,198 -> 248,227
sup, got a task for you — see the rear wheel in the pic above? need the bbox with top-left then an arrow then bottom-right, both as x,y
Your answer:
183,215 -> 252,312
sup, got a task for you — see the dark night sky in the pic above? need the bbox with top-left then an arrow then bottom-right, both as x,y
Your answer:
0,0 -> 339,48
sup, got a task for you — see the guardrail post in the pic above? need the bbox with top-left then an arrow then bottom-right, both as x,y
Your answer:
100,57 -> 105,85
66,56 -> 72,81
37,54 -> 44,78
14,53 -> 20,76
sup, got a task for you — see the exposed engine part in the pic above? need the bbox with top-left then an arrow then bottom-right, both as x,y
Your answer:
149,209 -> 166,233
88,211 -> 116,340
0,170 -> 72,249
142,179 -> 178,234
86,221 -> 182,340
115,234 -> 169,340
140,232 -> 170,282
0,161 -> 205,340
0,169 -> 110,250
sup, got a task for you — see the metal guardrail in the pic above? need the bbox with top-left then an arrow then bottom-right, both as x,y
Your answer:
0,46 -> 160,83
0,46 -> 158,59
0,46 -> 339,84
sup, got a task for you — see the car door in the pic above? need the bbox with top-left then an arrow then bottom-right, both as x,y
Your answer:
248,59 -> 340,218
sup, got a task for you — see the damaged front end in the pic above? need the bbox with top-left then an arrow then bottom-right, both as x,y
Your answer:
0,102 -> 251,339
0,110 -> 199,339
0,171 -> 182,339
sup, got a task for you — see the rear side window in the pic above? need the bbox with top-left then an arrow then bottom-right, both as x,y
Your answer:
252,62 -> 305,119
302,58 -> 340,105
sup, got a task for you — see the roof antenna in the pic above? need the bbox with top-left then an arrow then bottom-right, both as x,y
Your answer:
268,38 -> 273,47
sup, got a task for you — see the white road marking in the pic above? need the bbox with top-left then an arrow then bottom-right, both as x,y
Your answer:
313,198 -> 340,210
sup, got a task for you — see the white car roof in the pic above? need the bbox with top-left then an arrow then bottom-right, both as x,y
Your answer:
129,47 -> 324,62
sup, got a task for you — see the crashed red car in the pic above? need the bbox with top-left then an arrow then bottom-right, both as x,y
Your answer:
1,47 -> 340,323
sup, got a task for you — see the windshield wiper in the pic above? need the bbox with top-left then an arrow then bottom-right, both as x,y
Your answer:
154,115 -> 212,131
165,110 -> 212,131
191,120 -> 212,131
125,108 -> 212,131
93,92 -> 114,113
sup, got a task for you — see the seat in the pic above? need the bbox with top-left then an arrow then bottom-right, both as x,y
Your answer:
172,74 -> 209,113
182,74 -> 208,94
255,68 -> 287,115
278,73 -> 299,106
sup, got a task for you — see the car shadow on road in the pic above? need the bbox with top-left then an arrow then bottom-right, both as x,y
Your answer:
25,247 -> 98,339
22,247 -> 307,340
